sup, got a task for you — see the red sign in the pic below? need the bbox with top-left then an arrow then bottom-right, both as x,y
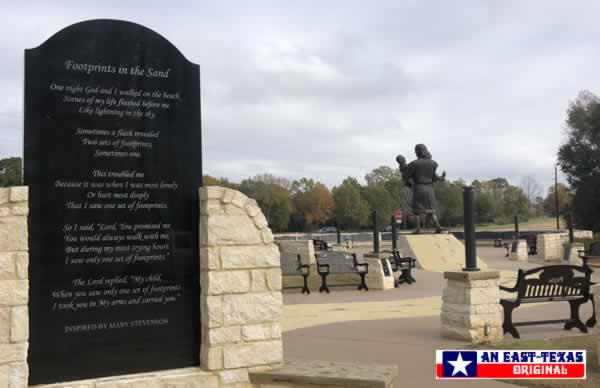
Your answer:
394,209 -> 403,223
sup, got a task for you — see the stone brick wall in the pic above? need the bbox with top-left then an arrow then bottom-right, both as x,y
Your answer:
538,231 -> 593,262
0,186 -> 286,388
275,240 -> 314,265
0,185 -> 393,388
441,271 -> 503,343
199,187 -> 284,378
0,186 -> 29,388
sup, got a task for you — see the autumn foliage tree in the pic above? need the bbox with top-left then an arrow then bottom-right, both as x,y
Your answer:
289,178 -> 334,231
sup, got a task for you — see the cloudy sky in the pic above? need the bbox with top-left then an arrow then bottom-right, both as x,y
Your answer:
2,1 -> 599,192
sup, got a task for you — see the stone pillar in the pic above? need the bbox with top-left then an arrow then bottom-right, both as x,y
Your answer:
0,186 -> 29,388
562,242 -> 585,264
539,233 -> 567,262
441,271 -> 503,343
363,253 -> 394,290
275,240 -> 315,265
199,186 -> 283,386
508,240 -> 528,261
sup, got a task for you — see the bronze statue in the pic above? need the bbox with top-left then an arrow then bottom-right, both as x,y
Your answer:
396,144 -> 445,234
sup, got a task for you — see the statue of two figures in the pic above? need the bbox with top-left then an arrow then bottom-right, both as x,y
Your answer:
396,144 -> 445,234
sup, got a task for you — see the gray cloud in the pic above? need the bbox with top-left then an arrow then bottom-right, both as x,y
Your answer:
1,1 -> 598,192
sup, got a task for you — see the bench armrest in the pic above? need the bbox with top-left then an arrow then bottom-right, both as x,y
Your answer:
499,284 -> 518,293
300,264 -> 310,275
316,263 -> 329,274
578,250 -> 588,258
356,262 -> 368,273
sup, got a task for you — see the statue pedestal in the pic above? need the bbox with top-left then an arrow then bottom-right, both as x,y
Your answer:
397,234 -> 487,272
508,240 -> 528,261
364,253 -> 395,290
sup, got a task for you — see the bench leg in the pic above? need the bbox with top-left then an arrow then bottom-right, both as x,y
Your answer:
586,293 -> 597,328
319,273 -> 330,293
358,272 -> 368,291
500,301 -> 520,339
301,274 -> 310,295
564,299 -> 588,333
406,268 -> 416,284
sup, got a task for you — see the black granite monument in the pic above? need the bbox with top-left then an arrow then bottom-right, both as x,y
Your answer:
24,20 -> 202,383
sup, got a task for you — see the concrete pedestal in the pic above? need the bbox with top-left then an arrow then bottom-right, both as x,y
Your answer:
330,243 -> 347,252
508,240 -> 528,261
364,253 -> 395,290
441,270 -> 503,343
397,234 -> 487,272
562,242 -> 584,265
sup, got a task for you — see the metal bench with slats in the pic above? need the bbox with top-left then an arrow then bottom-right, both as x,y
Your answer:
280,253 -> 311,294
500,264 -> 596,338
387,250 -> 416,286
314,251 -> 368,293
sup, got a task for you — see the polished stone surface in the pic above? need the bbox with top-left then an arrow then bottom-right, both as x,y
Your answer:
24,19 -> 202,383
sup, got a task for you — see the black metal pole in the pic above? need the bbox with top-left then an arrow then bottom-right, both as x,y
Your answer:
514,215 -> 519,240
391,215 -> 398,251
463,186 -> 479,271
555,165 -> 560,230
372,210 -> 379,253
568,214 -> 574,243
335,219 -> 341,244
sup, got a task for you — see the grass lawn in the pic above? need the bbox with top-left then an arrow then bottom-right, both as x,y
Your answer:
471,334 -> 599,388
444,217 -> 559,232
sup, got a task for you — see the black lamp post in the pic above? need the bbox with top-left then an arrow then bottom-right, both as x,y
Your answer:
463,186 -> 479,271
555,164 -> 560,230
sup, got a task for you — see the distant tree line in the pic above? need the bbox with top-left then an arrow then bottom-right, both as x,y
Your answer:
204,169 -> 560,233
0,157 -> 22,187
0,152 -> 566,233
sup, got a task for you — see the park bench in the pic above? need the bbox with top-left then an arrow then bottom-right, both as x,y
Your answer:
387,250 -> 417,286
313,239 -> 332,251
579,241 -> 600,267
526,234 -> 537,255
499,264 -> 597,338
314,251 -> 368,293
280,253 -> 311,294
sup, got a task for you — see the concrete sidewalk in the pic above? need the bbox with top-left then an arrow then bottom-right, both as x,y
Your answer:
283,303 -> 594,387
281,244 -> 597,387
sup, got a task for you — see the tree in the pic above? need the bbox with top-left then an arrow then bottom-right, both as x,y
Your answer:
475,191 -> 495,224
543,183 -> 572,217
502,186 -> 529,222
365,166 -> 400,186
363,185 -> 396,226
203,175 -> 239,190
434,180 -> 464,226
239,175 -> 292,232
520,176 -> 542,216
571,175 -> 600,232
290,178 -> 334,231
332,177 -> 369,229
558,90 -> 600,188
0,157 -> 22,187
557,90 -> 600,232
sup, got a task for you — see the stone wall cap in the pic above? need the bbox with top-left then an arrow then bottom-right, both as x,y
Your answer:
444,270 -> 500,281
363,252 -> 390,259
249,360 -> 398,388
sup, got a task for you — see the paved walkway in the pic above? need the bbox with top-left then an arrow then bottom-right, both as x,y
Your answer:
281,245 -> 597,387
